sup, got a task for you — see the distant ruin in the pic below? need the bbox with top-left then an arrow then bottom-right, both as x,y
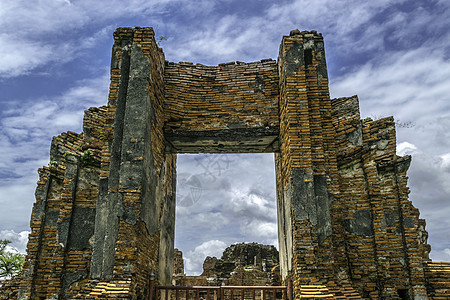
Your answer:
1,27 -> 450,299
172,243 -> 279,287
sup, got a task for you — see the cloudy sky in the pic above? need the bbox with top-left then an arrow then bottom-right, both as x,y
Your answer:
0,0 -> 449,275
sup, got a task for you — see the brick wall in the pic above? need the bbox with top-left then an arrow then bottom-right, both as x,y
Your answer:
164,60 -> 280,153
87,27 -> 177,299
329,95 -> 433,298
424,262 -> 450,298
164,60 -> 279,132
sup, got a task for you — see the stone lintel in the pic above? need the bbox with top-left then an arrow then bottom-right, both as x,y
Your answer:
165,127 -> 280,153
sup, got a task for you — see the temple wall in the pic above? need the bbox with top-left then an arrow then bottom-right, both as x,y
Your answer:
331,95 -> 431,298
424,262 -> 450,298
164,60 -> 280,153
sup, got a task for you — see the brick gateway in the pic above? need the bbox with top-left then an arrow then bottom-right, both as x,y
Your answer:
1,27 -> 449,299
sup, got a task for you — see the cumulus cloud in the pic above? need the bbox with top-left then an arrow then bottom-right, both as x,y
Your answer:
402,148 -> 450,261
223,191 -> 276,222
0,182 -> 37,232
430,248 -> 450,262
0,230 -> 29,253
184,240 -> 227,275
239,219 -> 278,243
0,0 -> 178,77
397,142 -> 418,156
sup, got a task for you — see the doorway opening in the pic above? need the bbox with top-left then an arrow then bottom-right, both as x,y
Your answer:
174,153 -> 278,280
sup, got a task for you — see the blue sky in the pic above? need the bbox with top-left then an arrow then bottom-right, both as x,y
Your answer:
0,0 -> 449,275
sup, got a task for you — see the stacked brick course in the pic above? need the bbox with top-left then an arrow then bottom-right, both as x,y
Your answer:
1,27 -> 448,299
424,262 -> 450,298
164,60 -> 279,132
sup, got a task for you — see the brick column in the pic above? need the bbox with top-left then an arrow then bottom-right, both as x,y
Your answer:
90,27 -> 176,299
276,30 -> 338,293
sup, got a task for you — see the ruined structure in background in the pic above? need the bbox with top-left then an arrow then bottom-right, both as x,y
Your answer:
1,27 -> 450,299
172,243 -> 279,287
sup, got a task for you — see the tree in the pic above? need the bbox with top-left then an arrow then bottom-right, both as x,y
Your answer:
0,240 -> 25,279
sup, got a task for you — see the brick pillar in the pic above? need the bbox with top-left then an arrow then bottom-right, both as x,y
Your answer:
276,30 -> 338,294
90,27 -> 176,299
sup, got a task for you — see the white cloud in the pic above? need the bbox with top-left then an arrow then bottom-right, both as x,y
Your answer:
0,180 -> 37,231
440,153 -> 450,170
403,149 -> 450,261
0,28 -> 112,78
0,230 -> 29,254
0,0 -> 179,77
2,74 -> 108,139
240,219 -> 278,242
2,0 -> 446,77
162,0 -> 450,70
331,47 -> 450,111
0,0 -> 176,34
0,35 -> 53,77
223,191 -> 276,222
397,142 -> 418,156
184,240 -> 227,275
1,0 -> 448,77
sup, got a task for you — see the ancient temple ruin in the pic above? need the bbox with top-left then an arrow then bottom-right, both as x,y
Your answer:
172,243 -> 280,287
1,27 -> 450,299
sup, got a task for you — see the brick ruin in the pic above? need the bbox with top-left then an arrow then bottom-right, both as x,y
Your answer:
1,27 -> 450,299
172,243 -> 279,287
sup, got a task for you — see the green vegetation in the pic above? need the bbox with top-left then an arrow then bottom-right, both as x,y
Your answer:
156,35 -> 167,46
0,240 -> 25,279
81,150 -> 94,165
97,131 -> 104,140
49,161 -> 58,167
362,117 -> 373,124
